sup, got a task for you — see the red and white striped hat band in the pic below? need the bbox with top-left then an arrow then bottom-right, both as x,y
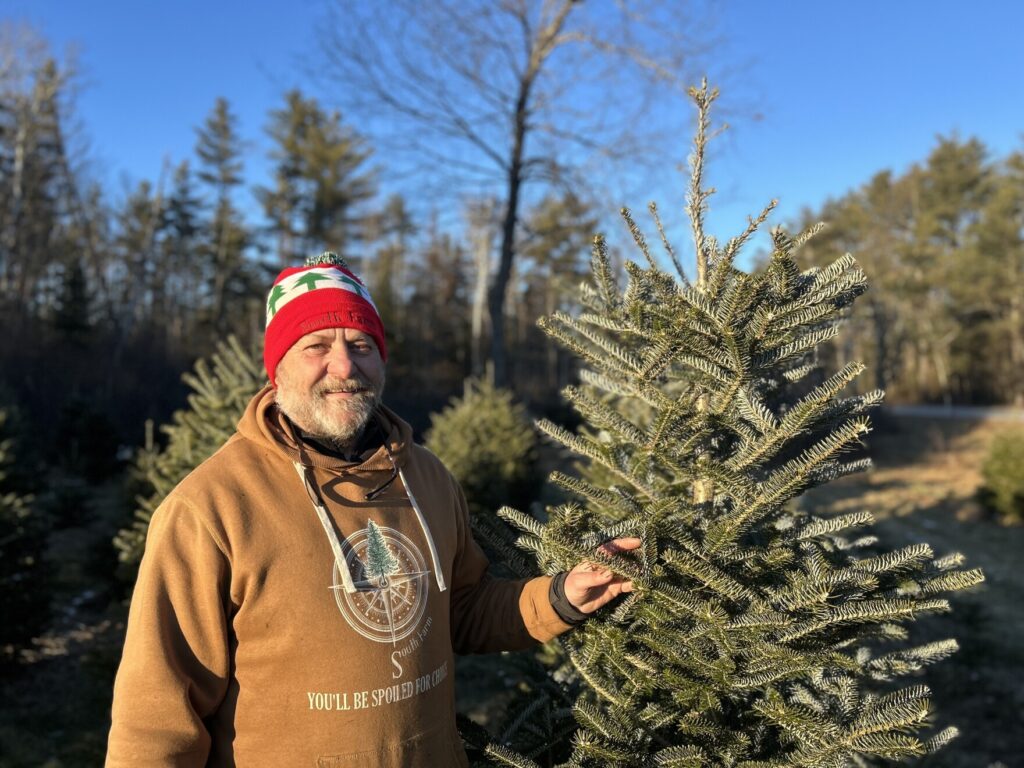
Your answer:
263,255 -> 387,385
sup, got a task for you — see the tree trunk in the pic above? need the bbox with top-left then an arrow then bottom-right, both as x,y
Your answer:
487,90 -> 528,388
469,201 -> 495,379
1010,280 -> 1024,407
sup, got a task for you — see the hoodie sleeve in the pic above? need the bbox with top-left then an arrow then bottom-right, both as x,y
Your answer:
447,477 -> 572,654
106,495 -> 232,768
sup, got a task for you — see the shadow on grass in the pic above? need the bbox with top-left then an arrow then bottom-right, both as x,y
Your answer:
0,612 -> 122,768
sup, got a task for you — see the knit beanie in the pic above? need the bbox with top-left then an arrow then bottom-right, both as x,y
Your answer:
264,252 -> 387,385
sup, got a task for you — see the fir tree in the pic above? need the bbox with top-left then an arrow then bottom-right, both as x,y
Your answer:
482,83 -> 984,768
115,337 -> 264,571
978,429 -> 1024,524
426,376 -> 543,584
425,377 -> 541,521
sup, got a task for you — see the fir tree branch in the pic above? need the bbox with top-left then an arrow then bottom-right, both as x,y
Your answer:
724,200 -> 778,264
621,206 -> 658,273
536,419 -> 656,498
483,744 -> 543,768
590,234 -> 621,312
685,79 -> 718,289
564,386 -> 648,446
796,511 -> 874,541
729,362 -> 865,470
708,417 -> 872,550
648,201 -> 688,286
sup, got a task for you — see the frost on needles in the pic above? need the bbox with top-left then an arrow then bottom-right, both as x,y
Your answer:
483,83 -> 984,768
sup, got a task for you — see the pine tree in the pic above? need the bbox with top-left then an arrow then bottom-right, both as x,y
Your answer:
52,256 -> 93,343
115,337 -> 264,571
113,179 -> 164,333
0,54 -> 75,321
256,90 -> 375,264
194,98 -> 253,335
404,226 -> 471,390
159,160 -> 203,345
481,83 -> 984,768
514,192 -> 598,399
364,194 -> 415,347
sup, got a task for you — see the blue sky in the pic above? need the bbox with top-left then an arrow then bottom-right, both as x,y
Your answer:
4,0 -> 1023,267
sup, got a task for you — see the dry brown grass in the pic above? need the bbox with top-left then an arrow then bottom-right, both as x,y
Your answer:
803,415 -> 1024,767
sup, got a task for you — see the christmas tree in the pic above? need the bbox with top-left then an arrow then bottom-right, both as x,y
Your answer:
426,377 -> 543,580
115,336 -> 264,571
425,377 -> 540,521
978,429 -> 1024,524
483,83 -> 984,767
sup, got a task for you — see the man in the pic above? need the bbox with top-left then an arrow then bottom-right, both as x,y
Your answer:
106,253 -> 637,767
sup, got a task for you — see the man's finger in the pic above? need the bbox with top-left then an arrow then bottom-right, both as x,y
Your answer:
571,567 -> 614,586
597,536 -> 642,556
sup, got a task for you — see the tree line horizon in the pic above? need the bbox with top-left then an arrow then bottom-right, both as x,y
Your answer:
1,30 -> 1022,474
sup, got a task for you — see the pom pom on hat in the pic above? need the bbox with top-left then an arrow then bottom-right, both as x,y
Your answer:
304,251 -> 349,269
264,252 -> 387,385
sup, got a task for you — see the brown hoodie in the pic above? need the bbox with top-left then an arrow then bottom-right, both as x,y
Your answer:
106,387 -> 571,767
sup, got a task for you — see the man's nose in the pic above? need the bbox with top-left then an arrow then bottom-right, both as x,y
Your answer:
325,345 -> 356,379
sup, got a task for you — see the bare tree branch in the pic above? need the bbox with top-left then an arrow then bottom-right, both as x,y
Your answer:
314,0 -> 721,386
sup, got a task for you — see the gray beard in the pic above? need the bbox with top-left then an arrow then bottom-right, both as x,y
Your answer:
274,375 -> 384,454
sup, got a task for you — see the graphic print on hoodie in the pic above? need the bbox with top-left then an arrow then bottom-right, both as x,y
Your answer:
335,520 -> 430,645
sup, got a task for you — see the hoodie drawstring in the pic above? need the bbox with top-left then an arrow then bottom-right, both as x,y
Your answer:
293,461 -> 447,594
397,468 -> 447,592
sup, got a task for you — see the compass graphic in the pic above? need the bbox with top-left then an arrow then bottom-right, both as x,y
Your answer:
331,522 -> 429,645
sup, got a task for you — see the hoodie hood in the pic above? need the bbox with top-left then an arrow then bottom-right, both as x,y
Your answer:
238,385 -> 447,594
238,384 -> 413,475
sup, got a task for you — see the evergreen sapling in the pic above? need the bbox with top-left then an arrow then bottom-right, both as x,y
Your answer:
485,83 -> 984,768
425,377 -> 541,522
115,336 -> 264,571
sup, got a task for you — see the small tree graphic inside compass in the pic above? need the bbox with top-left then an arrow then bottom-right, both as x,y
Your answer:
331,522 -> 430,645
365,520 -> 400,587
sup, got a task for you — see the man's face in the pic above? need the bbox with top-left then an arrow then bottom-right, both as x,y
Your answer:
274,327 -> 386,445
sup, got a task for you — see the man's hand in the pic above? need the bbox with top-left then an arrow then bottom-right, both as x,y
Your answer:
563,537 -> 642,615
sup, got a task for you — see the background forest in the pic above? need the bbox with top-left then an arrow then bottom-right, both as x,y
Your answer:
0,2 -> 1022,766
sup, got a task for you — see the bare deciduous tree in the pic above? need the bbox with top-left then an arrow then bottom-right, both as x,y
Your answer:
316,0 -> 715,386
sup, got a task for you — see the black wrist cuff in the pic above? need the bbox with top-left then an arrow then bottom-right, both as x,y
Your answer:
549,571 -> 589,625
